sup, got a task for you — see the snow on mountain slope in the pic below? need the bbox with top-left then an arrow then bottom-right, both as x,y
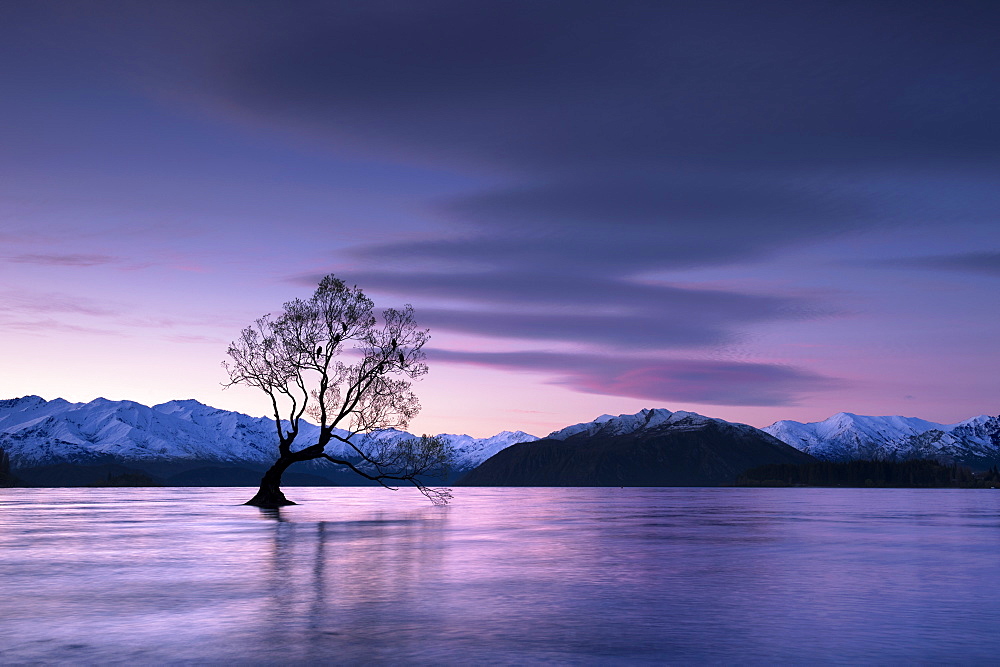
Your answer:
763,413 -> 945,461
901,415 -> 1000,464
0,396 -> 291,465
546,407 -> 758,440
763,412 -> 1000,463
439,430 -> 538,468
0,396 -> 537,469
547,413 -> 618,440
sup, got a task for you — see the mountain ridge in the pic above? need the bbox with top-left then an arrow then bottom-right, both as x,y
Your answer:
762,412 -> 1000,465
3,396 -> 998,474
0,395 -> 538,471
460,408 -> 815,486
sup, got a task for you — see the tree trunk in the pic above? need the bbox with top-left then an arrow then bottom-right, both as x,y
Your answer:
245,456 -> 298,507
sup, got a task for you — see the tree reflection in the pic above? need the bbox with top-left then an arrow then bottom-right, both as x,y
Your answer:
254,506 -> 449,662
256,507 -> 286,522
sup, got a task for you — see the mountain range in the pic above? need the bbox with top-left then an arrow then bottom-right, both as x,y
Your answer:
2,396 -> 998,486
0,395 -> 536,483
763,412 -> 1000,466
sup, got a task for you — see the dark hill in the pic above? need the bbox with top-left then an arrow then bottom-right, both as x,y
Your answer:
458,418 -> 817,486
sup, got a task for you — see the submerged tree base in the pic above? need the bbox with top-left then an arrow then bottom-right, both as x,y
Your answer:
244,488 -> 297,508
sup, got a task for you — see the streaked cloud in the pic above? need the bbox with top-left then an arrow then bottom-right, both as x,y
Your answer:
295,270 -> 831,350
430,349 -> 839,407
0,290 -> 120,317
5,253 -> 119,267
886,251 -> 1000,277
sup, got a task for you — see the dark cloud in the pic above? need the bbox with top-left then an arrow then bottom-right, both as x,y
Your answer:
352,176 -> 873,275
419,309 -> 747,349
8,2 -> 999,173
324,271 -> 805,313
442,178 -> 865,233
321,176 -> 852,357
886,251 -> 1000,277
429,349 -> 839,407
219,1 -> 1000,169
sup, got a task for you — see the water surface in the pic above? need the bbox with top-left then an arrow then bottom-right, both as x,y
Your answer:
2,487 -> 999,664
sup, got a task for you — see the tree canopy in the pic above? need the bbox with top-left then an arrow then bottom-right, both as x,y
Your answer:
224,275 -> 452,507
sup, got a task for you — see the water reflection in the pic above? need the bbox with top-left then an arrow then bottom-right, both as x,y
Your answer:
257,506 -> 285,522
2,487 -> 1000,663
252,508 -> 449,663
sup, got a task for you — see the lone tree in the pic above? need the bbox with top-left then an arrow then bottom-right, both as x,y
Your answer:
224,275 -> 453,507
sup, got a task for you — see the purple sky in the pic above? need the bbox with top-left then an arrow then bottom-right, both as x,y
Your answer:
1,1 -> 998,436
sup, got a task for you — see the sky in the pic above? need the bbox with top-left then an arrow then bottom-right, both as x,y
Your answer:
1,0 -> 998,437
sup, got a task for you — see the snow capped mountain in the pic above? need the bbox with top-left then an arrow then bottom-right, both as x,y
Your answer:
764,412 -> 1000,463
763,413 -> 945,461
461,408 -> 812,486
546,407 -> 759,440
0,396 -> 537,470
436,430 -> 539,468
0,396 -> 295,465
900,415 -> 1000,464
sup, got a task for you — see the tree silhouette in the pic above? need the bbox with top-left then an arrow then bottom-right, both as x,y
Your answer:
224,275 -> 452,507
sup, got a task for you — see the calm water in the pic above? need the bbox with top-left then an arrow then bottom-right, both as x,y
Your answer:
2,487 -> 1000,665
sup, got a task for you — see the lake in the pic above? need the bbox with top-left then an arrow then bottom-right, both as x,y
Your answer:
2,487 -> 999,664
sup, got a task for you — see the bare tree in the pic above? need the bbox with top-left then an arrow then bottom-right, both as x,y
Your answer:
223,275 -> 453,507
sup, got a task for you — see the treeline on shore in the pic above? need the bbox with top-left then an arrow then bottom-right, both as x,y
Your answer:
0,445 -> 16,487
6,442 -> 1000,489
736,459 -> 1000,488
1,445 -> 159,488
